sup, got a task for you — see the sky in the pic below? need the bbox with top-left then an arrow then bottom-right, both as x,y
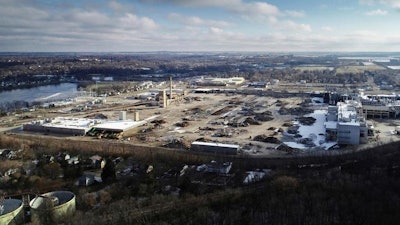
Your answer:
1,0 -> 400,52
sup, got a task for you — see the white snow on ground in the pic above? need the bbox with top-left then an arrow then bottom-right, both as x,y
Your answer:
284,142 -> 308,149
362,62 -> 375,66
284,110 -> 337,150
243,169 -> 271,184
388,66 -> 400,70
311,97 -> 324,103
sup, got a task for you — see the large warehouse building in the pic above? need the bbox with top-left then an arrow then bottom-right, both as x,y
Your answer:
23,117 -> 95,136
360,93 -> 400,119
193,77 -> 245,86
23,113 -> 159,136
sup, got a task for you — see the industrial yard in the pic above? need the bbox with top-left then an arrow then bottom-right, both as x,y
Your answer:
1,77 -> 400,158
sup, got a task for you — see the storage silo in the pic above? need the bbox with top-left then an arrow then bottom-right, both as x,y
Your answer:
29,191 -> 76,224
119,111 -> 127,120
134,111 -> 140,121
0,199 -> 24,225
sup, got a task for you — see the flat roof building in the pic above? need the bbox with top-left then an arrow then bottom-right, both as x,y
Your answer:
23,115 -> 159,136
194,77 -> 245,86
23,117 -> 95,136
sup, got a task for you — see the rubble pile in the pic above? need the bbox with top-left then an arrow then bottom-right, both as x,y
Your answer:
253,135 -> 281,144
212,105 -> 235,116
298,116 -> 316,126
278,107 -> 313,115
85,113 -> 108,119
254,111 -> 274,122
163,138 -> 190,149
244,117 -> 261,125
175,121 -> 189,127
276,144 -> 297,154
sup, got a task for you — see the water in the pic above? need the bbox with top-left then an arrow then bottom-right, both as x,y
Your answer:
0,83 -> 79,105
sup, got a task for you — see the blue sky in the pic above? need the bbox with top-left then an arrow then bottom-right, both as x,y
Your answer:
1,0 -> 400,52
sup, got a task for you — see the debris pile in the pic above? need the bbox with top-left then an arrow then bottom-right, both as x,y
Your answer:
253,135 -> 281,144
175,121 -> 189,127
151,119 -> 166,129
278,107 -> 313,115
162,137 -> 190,149
254,111 -> 274,122
85,113 -> 108,119
298,116 -> 316,126
244,117 -> 261,125
212,105 -> 235,116
276,144 -> 296,154
159,136 -> 190,149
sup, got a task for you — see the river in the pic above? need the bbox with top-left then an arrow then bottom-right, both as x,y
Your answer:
0,83 -> 79,105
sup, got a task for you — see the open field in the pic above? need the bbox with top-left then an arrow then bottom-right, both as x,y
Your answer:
336,65 -> 385,74
294,66 -> 334,71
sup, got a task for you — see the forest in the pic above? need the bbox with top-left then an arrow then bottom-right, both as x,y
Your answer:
67,145 -> 400,225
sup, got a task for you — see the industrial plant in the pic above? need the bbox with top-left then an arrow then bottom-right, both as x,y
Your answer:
1,52 -> 400,225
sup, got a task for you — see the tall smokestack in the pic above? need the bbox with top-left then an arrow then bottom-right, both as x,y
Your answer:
170,76 -> 173,100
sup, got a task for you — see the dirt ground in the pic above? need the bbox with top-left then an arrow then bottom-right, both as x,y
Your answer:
108,92 -> 304,156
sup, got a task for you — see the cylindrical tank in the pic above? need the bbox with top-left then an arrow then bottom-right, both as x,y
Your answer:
29,191 -> 76,224
134,111 -> 140,121
0,199 -> 24,225
119,111 -> 127,120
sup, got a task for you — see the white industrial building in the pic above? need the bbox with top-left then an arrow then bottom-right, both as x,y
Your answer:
325,101 -> 368,145
194,77 -> 245,86
23,113 -> 158,136
23,117 -> 96,136
360,93 -> 400,119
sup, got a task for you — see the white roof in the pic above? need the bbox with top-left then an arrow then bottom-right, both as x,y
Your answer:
93,120 -> 146,132
191,141 -> 239,149
41,117 -> 94,131
194,88 -> 212,92
324,121 -> 337,129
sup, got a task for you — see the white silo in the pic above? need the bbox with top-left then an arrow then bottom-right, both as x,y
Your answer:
119,111 -> 127,120
29,191 -> 76,224
0,199 -> 24,225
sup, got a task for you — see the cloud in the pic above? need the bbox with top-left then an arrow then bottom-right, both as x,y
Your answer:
108,1 -> 124,11
282,21 -> 312,32
108,1 -> 135,13
0,0 -> 160,51
119,13 -> 158,30
209,27 -> 224,35
1,0 -> 398,52
69,10 -> 110,26
168,13 -> 232,28
365,9 -> 388,15
285,10 -> 305,18
141,0 -> 280,16
359,0 -> 400,10
143,0 -> 310,34
240,1 -> 280,15
321,26 -> 333,32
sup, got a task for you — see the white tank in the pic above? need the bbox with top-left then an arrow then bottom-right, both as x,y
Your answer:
0,199 -> 24,225
30,191 -> 76,224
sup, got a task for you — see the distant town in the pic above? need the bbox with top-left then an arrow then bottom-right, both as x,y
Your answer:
1,52 -> 400,225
